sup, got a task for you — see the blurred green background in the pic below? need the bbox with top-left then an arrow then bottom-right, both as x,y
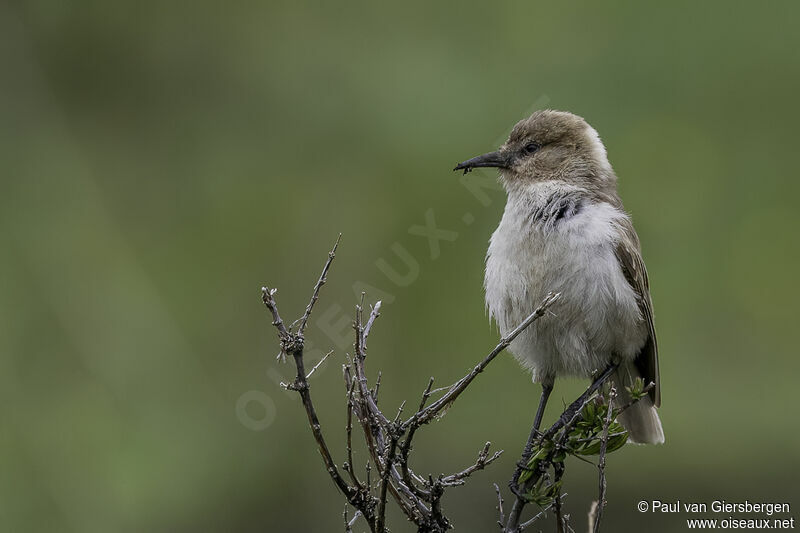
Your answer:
2,1 -> 799,531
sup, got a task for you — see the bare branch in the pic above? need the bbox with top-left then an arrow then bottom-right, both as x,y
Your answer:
441,442 -> 503,486
351,306 -> 392,430
375,436 -> 399,532
298,233 -> 341,336
306,349 -> 334,380
363,300 -> 382,348
554,481 -> 565,533
592,387 -> 616,533
371,371 -> 382,402
343,505 -> 362,533
348,301 -> 427,525
405,292 -> 561,430
394,401 -> 406,423
417,377 -> 435,411
261,287 -> 290,361
495,483 -> 506,528
282,340 -> 351,498
343,371 -> 362,489
261,241 -> 371,528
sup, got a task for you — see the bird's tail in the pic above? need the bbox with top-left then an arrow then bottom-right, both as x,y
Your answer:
612,365 -> 664,444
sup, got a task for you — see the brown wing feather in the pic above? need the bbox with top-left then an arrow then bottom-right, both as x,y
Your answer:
614,218 -> 660,407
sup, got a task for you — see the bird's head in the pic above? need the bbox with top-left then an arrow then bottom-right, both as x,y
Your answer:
454,110 -> 616,192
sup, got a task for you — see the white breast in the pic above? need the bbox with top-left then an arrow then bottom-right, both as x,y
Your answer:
485,181 -> 646,382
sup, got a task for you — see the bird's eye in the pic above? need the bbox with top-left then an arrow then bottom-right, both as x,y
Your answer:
524,142 -> 540,154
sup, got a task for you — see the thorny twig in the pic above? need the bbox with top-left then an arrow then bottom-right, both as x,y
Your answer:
262,239 -> 559,532
262,239 -> 649,532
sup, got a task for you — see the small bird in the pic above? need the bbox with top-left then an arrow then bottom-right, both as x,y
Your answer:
454,110 -> 663,446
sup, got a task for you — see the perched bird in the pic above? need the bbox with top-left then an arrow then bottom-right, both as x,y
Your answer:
454,110 -> 663,445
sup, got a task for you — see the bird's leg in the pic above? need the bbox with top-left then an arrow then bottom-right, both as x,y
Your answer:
532,381 -> 553,433
510,379 -> 554,492
508,363 -> 619,495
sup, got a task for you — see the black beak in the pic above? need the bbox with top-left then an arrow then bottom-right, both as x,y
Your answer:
453,150 -> 511,175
